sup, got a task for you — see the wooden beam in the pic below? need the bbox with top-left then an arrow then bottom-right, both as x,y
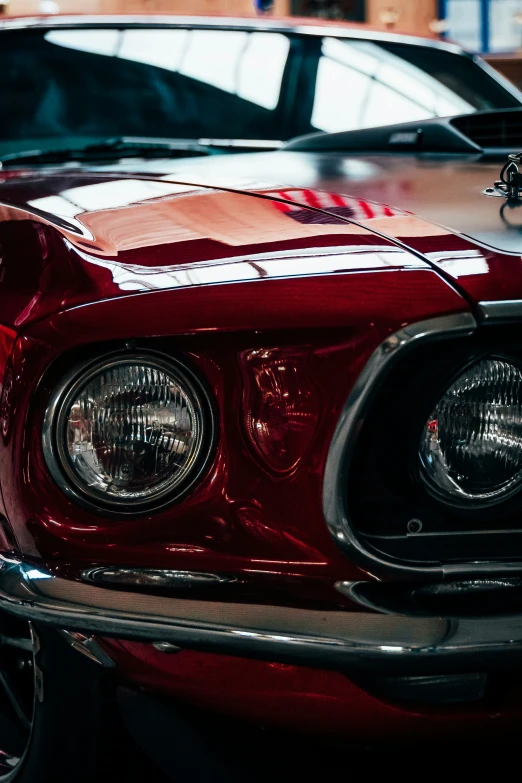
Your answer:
6,0 -> 290,15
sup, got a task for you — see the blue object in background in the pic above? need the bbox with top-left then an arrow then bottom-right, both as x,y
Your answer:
253,0 -> 275,12
480,0 -> 490,52
442,0 -> 522,53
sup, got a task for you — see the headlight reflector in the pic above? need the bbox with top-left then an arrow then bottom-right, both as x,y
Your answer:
44,354 -> 212,512
419,358 -> 522,505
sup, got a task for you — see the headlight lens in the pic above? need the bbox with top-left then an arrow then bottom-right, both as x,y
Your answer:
44,354 -> 212,512
419,358 -> 522,505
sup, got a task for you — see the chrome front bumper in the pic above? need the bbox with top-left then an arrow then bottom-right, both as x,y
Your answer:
2,558 -> 522,672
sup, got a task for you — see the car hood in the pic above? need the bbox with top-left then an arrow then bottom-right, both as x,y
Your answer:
158,149 -> 522,304
158,150 -> 520,254
0,155 -> 517,327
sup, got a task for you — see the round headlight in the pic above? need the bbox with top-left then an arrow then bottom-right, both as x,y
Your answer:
43,353 -> 213,513
419,358 -> 522,506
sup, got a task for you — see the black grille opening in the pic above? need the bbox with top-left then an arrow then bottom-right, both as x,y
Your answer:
452,109 -> 522,149
347,323 -> 522,567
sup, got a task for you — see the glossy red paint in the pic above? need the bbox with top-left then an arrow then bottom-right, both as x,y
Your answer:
103,640 -> 522,739
3,17 -> 522,743
1,268 -> 464,572
0,165 -> 487,728
166,150 -> 522,304
255,189 -> 522,305
2,167 -> 515,317
239,345 -> 322,475
0,171 -> 468,576
0,175 -> 426,327
0,326 -> 16,390
401,233 -> 522,304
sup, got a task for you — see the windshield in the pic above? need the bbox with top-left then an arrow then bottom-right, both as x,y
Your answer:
1,26 -> 519,156
306,38 -> 518,133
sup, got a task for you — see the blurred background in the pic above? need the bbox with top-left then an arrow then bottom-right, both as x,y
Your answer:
2,0 -> 522,89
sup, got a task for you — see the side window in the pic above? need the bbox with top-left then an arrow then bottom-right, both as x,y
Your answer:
310,37 -> 474,133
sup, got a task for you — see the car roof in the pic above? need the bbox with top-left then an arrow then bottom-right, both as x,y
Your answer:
0,14 -> 465,55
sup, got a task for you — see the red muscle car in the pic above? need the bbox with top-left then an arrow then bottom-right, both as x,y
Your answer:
2,13 -> 522,781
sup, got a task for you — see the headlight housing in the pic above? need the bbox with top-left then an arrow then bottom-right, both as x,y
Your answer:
419,357 -> 522,506
43,352 -> 214,514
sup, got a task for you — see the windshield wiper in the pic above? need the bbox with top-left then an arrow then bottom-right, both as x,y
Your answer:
0,137 -> 216,167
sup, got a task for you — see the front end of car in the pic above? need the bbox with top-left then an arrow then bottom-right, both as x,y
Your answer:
4,16 -> 522,771
1,167 -> 522,776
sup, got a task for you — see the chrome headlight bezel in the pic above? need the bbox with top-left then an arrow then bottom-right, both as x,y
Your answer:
42,350 -> 216,516
335,315 -> 522,575
418,354 -> 522,509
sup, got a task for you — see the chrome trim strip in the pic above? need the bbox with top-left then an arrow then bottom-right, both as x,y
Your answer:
473,55 -> 522,103
322,312 -> 478,578
153,642 -> 181,653
478,300 -> 522,322
81,567 -> 236,589
3,558 -> 522,670
58,630 -> 115,668
336,575 -> 522,616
